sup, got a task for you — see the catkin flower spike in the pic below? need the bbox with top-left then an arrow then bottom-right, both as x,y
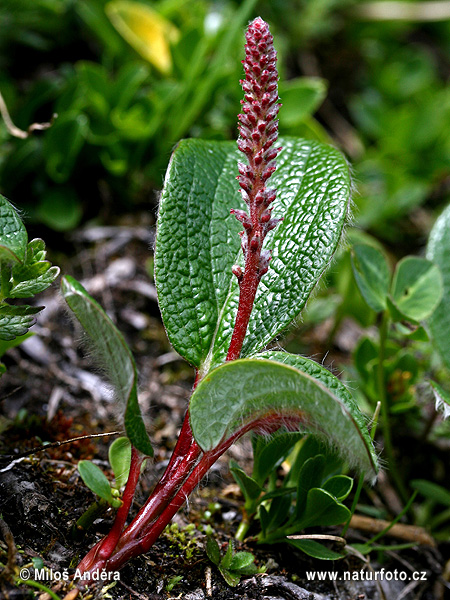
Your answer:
227,17 -> 282,361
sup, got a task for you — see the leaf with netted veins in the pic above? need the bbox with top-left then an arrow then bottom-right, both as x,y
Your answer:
154,137 -> 351,374
189,357 -> 377,479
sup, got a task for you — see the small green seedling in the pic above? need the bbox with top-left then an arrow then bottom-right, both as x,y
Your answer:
73,437 -> 133,539
0,194 -> 59,374
206,537 -> 259,587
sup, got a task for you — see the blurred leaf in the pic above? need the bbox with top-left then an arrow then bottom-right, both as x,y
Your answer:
411,480 -> 450,507
351,244 -> 390,312
78,460 -> 114,503
279,78 -> 327,128
0,332 -> 33,358
106,1 -> 179,73
109,437 -> 132,489
229,551 -> 255,571
390,257 -> 443,323
36,188 -> 82,231
44,113 -> 88,183
206,536 -> 220,566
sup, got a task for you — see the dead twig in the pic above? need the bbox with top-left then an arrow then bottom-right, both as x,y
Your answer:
0,91 -> 56,139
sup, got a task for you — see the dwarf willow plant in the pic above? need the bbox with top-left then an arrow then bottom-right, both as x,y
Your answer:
62,17 -> 377,580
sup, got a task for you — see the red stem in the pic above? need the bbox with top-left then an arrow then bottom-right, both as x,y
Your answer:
104,415 -> 286,571
76,446 -> 144,574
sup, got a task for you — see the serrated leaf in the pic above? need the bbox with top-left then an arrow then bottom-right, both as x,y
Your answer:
296,488 -> 351,530
206,536 -> 220,566
390,256 -> 443,323
61,275 -> 153,456
78,460 -> 114,503
10,265 -> 60,298
351,244 -> 390,312
322,475 -> 353,501
0,194 -> 27,264
109,437 -> 132,489
154,138 -> 351,374
288,538 -> 345,560
189,358 -> 377,478
0,304 -> 42,341
426,205 -> 450,369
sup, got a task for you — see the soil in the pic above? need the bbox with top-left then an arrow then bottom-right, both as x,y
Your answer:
0,215 -> 449,600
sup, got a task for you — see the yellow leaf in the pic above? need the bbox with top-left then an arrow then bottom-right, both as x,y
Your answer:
106,1 -> 179,74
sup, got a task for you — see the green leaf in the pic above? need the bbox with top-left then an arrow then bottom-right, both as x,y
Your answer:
78,460 -> 114,503
189,358 -> 377,478
296,488 -> 351,530
0,304 -> 42,341
287,538 -> 345,560
279,78 -> 327,128
206,536 -> 220,566
219,568 -> 241,587
0,194 -> 27,264
0,332 -> 33,357
36,188 -> 83,231
220,541 -> 234,571
411,479 -> 450,507
390,256 -> 443,323
229,460 -> 262,504
254,351 -> 375,475
426,205 -> 450,369
322,475 -> 353,501
154,137 -> 351,373
61,275 -> 153,456
252,430 -> 303,487
109,437 -> 132,489
293,455 -> 325,521
351,244 -> 390,312
44,113 -> 88,183
229,551 -> 255,572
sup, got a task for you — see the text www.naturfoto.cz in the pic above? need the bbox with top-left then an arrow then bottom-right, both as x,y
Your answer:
306,569 -> 428,582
